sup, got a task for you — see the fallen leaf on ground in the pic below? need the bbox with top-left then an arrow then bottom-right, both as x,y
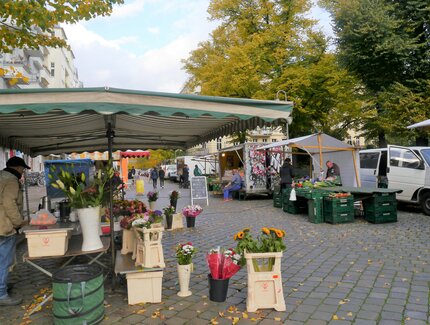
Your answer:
332,315 -> 339,320
347,312 -> 353,316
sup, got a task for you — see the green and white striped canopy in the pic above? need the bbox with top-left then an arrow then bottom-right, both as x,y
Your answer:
0,87 -> 293,156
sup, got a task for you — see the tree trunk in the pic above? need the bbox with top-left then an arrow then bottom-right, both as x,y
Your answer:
378,131 -> 387,148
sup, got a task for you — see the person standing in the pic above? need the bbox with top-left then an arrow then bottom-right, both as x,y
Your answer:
280,158 -> 294,190
182,164 -> 190,188
223,169 -> 242,201
193,165 -> 202,176
158,167 -> 165,189
150,167 -> 158,190
0,157 -> 30,306
326,160 -> 342,185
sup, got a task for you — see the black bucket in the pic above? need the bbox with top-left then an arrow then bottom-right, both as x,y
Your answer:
53,264 -> 104,325
186,217 -> 196,228
208,274 -> 229,302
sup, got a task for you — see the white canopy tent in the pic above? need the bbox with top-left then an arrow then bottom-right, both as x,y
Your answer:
259,133 -> 361,187
407,119 -> 430,130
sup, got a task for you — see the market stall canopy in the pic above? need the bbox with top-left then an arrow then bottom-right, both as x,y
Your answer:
407,119 -> 430,130
259,133 -> 360,187
120,151 -> 151,158
0,87 -> 293,157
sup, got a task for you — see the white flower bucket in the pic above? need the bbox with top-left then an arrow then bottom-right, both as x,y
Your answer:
77,206 -> 104,251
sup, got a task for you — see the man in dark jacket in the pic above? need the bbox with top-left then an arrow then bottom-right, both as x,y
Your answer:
0,157 -> 30,306
326,160 -> 342,185
158,168 -> 165,189
280,158 -> 294,190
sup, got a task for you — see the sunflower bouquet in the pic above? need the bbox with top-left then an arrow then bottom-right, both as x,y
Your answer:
234,227 -> 286,270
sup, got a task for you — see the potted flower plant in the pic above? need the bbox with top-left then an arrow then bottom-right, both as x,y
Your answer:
168,190 -> 181,211
147,191 -> 159,210
206,247 -> 241,302
233,227 -> 287,312
163,206 -> 175,230
176,242 -> 197,297
49,164 -> 113,251
182,205 -> 203,228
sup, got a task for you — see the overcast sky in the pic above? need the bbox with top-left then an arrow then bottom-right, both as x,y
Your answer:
63,0 -> 332,93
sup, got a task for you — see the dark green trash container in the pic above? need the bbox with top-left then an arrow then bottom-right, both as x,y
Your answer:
53,264 -> 105,325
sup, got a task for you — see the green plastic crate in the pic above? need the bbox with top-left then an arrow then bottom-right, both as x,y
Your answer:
308,199 -> 324,224
362,199 -> 397,214
324,211 -> 354,224
323,196 -> 354,214
273,195 -> 283,208
364,206 -> 398,223
285,200 -> 300,214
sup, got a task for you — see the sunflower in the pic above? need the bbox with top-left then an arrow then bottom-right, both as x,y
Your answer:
237,231 -> 245,239
243,228 -> 250,232
234,233 -> 238,241
262,227 -> 270,235
275,229 -> 284,238
269,227 -> 278,234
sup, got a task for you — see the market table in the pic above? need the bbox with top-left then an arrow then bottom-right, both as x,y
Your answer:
22,235 -> 110,316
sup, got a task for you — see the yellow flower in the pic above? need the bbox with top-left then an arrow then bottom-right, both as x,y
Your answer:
237,231 -> 244,239
56,179 -> 65,189
275,230 -> 284,238
262,227 -> 270,235
243,227 -> 250,232
81,173 -> 86,182
69,187 -> 76,195
234,234 -> 238,241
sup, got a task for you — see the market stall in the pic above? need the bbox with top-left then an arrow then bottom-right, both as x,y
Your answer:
0,87 -> 293,309
260,133 -> 361,187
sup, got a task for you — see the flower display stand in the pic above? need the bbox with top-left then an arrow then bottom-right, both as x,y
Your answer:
126,271 -> 163,304
245,252 -> 286,312
121,229 -> 135,255
171,213 -> 184,230
133,227 -> 165,268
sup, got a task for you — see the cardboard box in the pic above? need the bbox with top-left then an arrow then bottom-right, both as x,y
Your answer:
25,229 -> 70,258
126,271 -> 163,304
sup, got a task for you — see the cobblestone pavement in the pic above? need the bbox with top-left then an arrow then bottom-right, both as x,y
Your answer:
2,180 -> 430,324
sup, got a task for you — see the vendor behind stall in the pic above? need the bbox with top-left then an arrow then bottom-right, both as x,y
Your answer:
326,160 -> 342,185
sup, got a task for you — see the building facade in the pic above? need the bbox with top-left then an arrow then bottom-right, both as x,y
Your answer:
0,26 -> 82,171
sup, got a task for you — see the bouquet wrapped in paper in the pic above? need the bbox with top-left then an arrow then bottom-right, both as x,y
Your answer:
206,247 -> 241,280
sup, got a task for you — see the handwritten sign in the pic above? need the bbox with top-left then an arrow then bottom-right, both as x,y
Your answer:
190,176 -> 209,206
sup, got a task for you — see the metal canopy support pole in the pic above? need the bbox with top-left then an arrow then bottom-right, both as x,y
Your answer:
105,117 -> 116,289
317,133 -> 323,176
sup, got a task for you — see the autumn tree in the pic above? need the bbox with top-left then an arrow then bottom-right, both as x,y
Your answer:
0,0 -> 124,53
319,0 -> 430,146
183,0 -> 365,138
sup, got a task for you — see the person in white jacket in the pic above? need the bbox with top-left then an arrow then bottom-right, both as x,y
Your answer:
0,156 -> 30,306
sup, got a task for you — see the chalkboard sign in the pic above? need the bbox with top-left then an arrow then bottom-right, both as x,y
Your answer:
190,176 -> 209,206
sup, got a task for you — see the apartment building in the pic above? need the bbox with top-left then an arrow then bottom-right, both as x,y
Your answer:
0,26 -> 82,171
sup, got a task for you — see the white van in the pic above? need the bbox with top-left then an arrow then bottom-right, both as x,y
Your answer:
359,145 -> 430,215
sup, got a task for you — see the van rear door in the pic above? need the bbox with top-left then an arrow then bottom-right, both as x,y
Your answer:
359,151 -> 380,187
387,145 -> 426,201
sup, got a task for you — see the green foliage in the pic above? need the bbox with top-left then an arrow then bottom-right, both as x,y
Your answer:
183,0 -> 365,139
0,0 -> 124,53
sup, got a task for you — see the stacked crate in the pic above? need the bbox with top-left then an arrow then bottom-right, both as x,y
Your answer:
273,191 -> 283,208
323,195 -> 354,224
362,193 -> 397,223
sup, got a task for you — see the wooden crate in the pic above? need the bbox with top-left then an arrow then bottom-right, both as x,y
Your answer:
244,252 -> 286,312
25,229 -> 70,258
126,271 -> 163,304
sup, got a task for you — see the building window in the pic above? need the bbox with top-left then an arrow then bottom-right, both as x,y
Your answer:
217,138 -> 222,150
272,139 -> 277,142
50,62 -> 55,77
262,139 -> 268,143
253,139 -> 258,142
354,137 -> 360,146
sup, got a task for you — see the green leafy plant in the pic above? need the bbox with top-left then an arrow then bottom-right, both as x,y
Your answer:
49,163 -> 114,209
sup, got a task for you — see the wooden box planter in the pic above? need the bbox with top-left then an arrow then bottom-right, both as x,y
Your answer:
25,229 -> 71,258
126,271 -> 163,304
171,213 -> 184,230
244,252 -> 286,312
133,227 -> 165,268
121,229 -> 136,255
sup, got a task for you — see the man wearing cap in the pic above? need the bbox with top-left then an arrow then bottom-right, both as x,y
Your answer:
0,156 -> 30,306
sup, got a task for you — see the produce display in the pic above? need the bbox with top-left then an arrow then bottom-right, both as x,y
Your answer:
292,178 -> 338,188
30,210 -> 57,225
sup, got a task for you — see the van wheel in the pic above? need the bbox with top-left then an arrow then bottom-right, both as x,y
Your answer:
420,192 -> 430,216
